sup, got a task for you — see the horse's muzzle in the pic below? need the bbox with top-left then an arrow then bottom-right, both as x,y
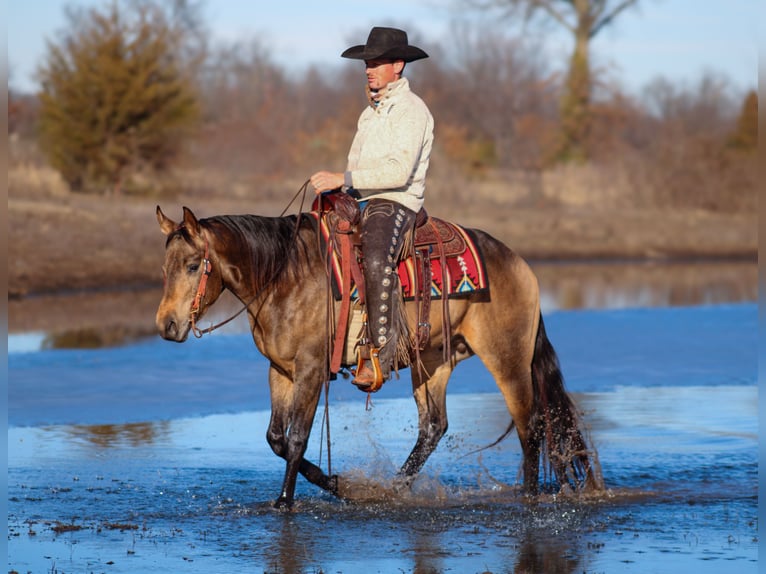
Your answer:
156,313 -> 190,342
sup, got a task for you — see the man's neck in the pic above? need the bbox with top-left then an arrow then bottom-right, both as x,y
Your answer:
367,77 -> 404,107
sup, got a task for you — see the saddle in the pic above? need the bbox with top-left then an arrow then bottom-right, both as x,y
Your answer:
313,190 -> 463,378
315,191 -> 467,261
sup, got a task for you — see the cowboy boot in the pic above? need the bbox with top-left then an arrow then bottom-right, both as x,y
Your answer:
352,199 -> 415,391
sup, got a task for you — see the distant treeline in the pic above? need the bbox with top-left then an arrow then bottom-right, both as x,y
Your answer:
8,1 -> 757,213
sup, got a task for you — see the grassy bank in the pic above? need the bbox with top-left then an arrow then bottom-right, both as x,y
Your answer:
9,163 -> 757,297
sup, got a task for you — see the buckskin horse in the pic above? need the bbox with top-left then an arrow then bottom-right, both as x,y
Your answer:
155,201 -> 603,508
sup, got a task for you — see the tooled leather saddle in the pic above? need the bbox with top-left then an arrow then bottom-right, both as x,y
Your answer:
312,190 -> 474,375
314,190 -> 468,266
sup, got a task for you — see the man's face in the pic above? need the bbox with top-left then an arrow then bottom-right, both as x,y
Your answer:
365,59 -> 404,91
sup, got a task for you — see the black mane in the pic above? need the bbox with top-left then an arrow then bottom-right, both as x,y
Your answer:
202,213 -> 314,290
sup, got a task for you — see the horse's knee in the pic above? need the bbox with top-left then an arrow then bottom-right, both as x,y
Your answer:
268,410 -> 312,454
283,427 -> 311,461
268,430 -> 310,462
266,428 -> 286,458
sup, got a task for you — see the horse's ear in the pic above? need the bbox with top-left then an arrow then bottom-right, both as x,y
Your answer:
182,206 -> 201,238
156,205 -> 177,236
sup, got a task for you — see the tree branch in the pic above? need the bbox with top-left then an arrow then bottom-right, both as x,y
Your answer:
533,0 -> 576,33
591,0 -> 638,37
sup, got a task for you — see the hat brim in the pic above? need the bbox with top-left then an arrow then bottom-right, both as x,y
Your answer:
341,45 -> 429,63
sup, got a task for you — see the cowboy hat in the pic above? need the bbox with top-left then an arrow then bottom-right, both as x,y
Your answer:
341,27 -> 428,62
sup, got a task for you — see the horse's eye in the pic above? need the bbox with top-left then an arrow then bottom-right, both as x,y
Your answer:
187,263 -> 200,273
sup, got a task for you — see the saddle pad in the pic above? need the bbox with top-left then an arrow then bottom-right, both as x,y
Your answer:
311,212 -> 489,301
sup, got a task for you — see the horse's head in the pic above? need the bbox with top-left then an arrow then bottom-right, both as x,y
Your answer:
155,206 -> 224,342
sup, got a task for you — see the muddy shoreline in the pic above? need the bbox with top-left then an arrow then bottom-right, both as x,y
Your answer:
9,192 -> 757,298
9,260 -> 757,346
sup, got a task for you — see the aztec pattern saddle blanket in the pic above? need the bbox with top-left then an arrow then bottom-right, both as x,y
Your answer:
309,211 -> 489,302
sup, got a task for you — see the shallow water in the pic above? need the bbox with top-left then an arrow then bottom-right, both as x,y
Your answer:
8,304 -> 758,573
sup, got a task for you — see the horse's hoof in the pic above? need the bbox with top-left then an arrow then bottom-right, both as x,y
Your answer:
328,475 -> 339,496
273,497 -> 293,511
391,476 -> 413,494
521,485 -> 540,500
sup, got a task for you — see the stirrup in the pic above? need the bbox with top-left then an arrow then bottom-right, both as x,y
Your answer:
352,347 -> 384,392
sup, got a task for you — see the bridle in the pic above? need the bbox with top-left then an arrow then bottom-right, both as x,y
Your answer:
184,180 -> 311,339
189,237 -> 213,338
178,179 -> 332,476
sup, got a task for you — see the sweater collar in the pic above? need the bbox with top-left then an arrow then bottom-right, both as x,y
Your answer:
366,77 -> 409,108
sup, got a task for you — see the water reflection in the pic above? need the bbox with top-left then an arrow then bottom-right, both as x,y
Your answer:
254,500 -> 587,574
60,421 -> 172,448
9,383 -> 757,572
408,522 -> 447,574
42,325 -> 154,350
533,259 -> 756,310
9,288 -> 247,351
513,537 -> 580,574
7,261 -> 757,351
262,515 -> 319,574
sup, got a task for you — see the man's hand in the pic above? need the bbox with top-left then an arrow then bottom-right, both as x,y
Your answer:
310,171 -> 345,194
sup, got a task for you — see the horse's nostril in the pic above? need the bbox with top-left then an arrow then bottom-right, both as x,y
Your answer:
166,319 -> 177,338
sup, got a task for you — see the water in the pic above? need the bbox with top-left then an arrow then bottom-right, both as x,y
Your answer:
8,295 -> 758,572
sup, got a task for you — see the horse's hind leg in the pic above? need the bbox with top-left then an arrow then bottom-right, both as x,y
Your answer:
484,359 -> 541,494
462,318 -> 542,494
395,355 -> 452,488
470,314 -> 601,494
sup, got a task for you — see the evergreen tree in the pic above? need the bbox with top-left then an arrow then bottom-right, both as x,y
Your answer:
727,90 -> 757,152
37,1 -> 199,193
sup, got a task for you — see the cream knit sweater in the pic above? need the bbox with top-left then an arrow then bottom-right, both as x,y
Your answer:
345,77 -> 434,213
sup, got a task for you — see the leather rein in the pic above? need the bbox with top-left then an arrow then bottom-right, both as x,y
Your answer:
184,180 -> 335,477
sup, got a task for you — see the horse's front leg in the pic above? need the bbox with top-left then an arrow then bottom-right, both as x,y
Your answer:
266,364 -> 334,508
396,359 -> 452,489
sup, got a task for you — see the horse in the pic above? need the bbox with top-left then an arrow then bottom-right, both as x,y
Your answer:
155,203 -> 603,508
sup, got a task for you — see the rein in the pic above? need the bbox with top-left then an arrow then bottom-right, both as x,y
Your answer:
183,178 -> 334,478
188,180 -> 311,338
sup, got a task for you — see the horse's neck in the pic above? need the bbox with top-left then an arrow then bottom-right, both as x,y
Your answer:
207,214 -> 313,302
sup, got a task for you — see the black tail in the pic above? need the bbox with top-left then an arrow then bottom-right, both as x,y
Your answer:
529,313 -> 602,491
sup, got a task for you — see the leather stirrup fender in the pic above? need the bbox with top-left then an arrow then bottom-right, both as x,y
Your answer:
330,222 -> 353,373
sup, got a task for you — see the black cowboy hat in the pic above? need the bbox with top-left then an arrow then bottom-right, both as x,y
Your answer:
341,26 -> 428,63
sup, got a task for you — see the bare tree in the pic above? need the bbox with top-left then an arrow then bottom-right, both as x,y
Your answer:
466,0 -> 639,163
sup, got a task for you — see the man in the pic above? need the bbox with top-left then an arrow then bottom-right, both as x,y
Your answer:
310,26 -> 434,390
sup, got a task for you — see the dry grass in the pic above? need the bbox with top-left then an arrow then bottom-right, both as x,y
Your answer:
8,162 -> 757,298
9,162 -> 70,198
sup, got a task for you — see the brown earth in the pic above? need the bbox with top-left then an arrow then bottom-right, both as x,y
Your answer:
8,182 -> 757,338
9,187 -> 756,297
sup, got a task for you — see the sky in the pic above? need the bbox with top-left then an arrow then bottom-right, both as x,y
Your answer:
7,0 -> 758,96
